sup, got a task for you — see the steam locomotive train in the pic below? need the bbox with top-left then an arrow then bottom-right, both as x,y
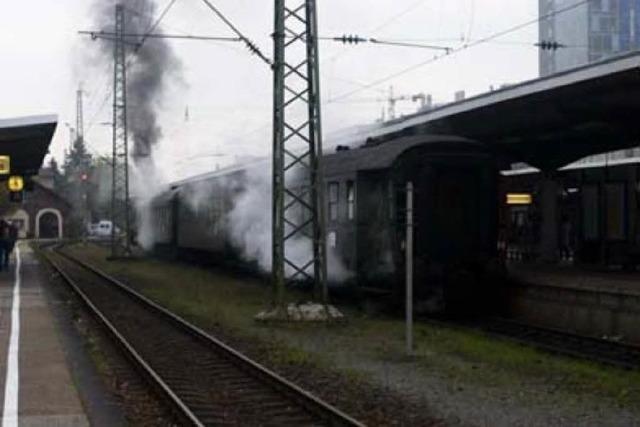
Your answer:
149,134 -> 500,313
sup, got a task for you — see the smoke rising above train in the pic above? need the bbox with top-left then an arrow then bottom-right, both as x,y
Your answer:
92,0 -> 182,161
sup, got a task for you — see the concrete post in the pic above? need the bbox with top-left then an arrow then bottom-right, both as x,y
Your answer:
540,173 -> 559,263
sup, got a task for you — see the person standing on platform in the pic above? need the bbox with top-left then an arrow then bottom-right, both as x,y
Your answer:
560,215 -> 574,263
0,220 -> 8,272
5,222 -> 18,269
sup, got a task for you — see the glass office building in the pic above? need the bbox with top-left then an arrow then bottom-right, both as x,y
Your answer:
540,0 -> 640,76
539,0 -> 640,162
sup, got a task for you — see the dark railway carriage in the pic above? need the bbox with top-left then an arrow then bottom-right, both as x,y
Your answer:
171,168 -> 249,267
323,136 -> 498,312
150,189 -> 179,248
150,134 -> 499,314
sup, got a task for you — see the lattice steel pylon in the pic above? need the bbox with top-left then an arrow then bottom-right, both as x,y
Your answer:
272,0 -> 328,304
76,88 -> 84,145
111,4 -> 132,258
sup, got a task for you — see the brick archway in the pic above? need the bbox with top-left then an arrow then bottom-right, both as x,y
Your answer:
35,208 -> 63,239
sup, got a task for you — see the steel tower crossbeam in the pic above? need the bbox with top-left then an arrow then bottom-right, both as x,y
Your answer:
272,0 -> 327,305
111,4 -> 131,257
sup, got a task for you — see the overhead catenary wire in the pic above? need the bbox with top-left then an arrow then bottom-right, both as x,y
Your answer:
322,34 -> 451,52
321,0 -> 435,67
378,37 -> 588,48
80,31 -> 241,43
327,0 -> 592,103
369,0 -> 432,34
197,0 -> 272,66
135,0 -> 179,51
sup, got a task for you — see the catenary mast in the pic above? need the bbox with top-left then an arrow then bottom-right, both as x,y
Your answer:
272,0 -> 328,305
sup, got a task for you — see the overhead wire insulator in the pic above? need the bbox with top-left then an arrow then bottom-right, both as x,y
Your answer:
536,40 -> 566,50
335,34 -> 367,45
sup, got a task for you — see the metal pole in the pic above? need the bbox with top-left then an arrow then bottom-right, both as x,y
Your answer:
272,0 -> 285,307
111,3 -> 131,258
76,88 -> 84,144
69,127 -> 76,153
111,10 -> 119,258
305,0 -> 328,303
406,181 -> 414,356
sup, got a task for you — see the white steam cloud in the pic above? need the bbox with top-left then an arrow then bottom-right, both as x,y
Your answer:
226,166 -> 353,282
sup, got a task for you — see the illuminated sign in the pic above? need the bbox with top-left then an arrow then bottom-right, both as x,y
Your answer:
0,156 -> 10,175
506,193 -> 532,205
8,176 -> 24,192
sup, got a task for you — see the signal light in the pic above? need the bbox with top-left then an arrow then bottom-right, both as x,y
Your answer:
8,176 -> 24,192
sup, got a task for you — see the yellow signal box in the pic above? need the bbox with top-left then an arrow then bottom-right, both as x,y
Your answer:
0,156 -> 10,175
8,176 -> 24,192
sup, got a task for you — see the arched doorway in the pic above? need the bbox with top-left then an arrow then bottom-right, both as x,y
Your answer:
36,209 -> 63,239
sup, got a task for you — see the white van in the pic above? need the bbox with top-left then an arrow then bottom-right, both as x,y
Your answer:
90,220 -> 114,239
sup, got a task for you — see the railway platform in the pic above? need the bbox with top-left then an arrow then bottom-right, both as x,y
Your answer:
0,242 -> 114,426
506,262 -> 640,345
508,262 -> 640,296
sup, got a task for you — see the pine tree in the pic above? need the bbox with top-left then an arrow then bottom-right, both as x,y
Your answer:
47,157 -> 64,192
61,137 -> 94,236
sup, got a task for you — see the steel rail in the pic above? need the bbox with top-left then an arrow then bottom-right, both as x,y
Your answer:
52,248 -> 364,427
479,317 -> 640,370
423,316 -> 640,370
43,250 -> 204,426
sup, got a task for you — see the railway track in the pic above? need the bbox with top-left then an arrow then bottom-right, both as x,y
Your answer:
42,248 -> 364,427
427,316 -> 640,370
476,318 -> 640,370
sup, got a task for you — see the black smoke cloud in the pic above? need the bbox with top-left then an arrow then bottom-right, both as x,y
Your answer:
94,0 -> 181,161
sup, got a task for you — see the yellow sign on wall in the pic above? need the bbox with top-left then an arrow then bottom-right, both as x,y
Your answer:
8,176 -> 24,192
0,156 -> 10,175
506,193 -> 533,205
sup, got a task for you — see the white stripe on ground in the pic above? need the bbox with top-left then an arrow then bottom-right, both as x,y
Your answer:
2,246 -> 20,427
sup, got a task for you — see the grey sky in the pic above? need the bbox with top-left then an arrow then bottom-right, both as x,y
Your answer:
0,0 -> 539,180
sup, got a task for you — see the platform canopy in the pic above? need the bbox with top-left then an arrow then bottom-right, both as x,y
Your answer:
370,51 -> 640,171
0,115 -> 58,178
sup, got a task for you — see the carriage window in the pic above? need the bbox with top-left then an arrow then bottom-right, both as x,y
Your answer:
346,181 -> 355,220
327,231 -> 337,248
328,182 -> 339,221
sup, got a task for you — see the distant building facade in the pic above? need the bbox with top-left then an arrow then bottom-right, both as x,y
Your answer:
2,180 -> 71,239
540,0 -> 640,76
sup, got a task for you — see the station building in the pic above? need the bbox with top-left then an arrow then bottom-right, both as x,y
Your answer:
2,174 -> 71,240
0,115 -> 64,239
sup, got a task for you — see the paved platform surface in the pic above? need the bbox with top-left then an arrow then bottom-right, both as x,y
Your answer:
0,243 -> 89,426
508,262 -> 640,297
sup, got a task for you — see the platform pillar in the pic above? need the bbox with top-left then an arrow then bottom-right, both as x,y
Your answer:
540,173 -> 559,262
